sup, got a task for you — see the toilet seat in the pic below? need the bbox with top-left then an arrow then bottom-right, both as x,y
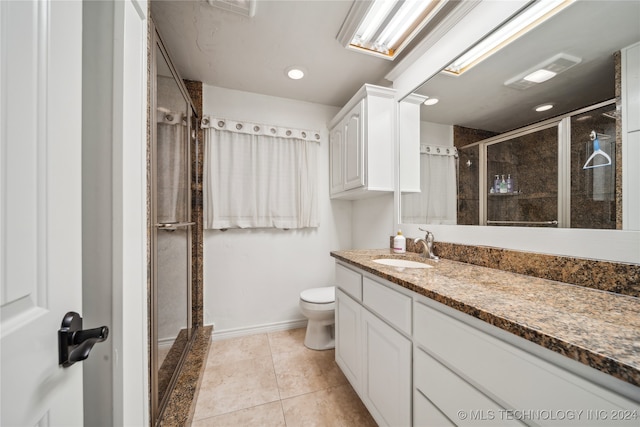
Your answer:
300,286 -> 335,304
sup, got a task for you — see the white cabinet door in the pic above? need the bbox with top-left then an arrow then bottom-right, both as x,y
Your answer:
343,100 -> 365,191
329,126 -> 344,195
362,309 -> 412,427
335,289 -> 362,393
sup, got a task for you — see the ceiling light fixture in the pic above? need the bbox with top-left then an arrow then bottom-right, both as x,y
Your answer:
444,0 -> 575,75
337,0 -> 449,60
423,97 -> 439,106
286,67 -> 305,80
534,103 -> 554,112
504,53 -> 581,90
523,69 -> 557,83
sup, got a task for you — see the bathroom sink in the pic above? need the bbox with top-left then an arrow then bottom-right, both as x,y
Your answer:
372,259 -> 433,269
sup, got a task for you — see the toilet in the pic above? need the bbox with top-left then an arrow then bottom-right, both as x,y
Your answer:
299,286 -> 335,350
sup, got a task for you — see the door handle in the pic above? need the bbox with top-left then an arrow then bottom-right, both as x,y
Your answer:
58,311 -> 109,367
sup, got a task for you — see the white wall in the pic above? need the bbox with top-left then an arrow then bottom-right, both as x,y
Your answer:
421,121 -> 453,146
352,194 -> 395,249
203,85 -> 353,336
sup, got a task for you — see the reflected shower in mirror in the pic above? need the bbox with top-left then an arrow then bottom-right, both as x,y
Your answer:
400,0 -> 639,230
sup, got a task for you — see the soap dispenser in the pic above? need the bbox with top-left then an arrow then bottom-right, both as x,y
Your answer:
393,230 -> 406,254
499,175 -> 507,193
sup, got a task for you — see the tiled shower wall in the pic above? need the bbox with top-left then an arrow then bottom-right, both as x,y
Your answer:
184,80 -> 204,327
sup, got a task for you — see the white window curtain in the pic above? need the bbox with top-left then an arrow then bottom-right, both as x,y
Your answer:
402,144 -> 458,224
157,108 -> 188,224
202,117 -> 320,229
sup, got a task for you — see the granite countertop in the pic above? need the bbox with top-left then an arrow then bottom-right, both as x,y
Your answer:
330,249 -> 640,388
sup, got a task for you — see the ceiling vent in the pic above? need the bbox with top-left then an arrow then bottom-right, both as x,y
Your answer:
504,53 -> 582,90
206,0 -> 256,17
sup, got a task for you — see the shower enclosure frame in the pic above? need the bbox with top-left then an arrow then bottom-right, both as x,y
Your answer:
458,98 -> 618,228
149,21 -> 197,425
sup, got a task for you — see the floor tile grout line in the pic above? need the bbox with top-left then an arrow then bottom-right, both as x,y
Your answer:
266,330 -> 286,403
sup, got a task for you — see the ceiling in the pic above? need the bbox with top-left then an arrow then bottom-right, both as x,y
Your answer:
413,0 -> 640,133
151,0 -> 640,130
151,0 -> 399,107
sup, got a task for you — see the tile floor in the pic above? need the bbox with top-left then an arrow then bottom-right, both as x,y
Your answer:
190,328 -> 377,426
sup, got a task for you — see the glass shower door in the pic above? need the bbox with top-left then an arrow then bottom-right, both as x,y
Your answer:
153,43 -> 193,419
485,125 -> 559,227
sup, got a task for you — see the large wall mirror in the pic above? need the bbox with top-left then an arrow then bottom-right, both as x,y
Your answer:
400,0 -> 640,234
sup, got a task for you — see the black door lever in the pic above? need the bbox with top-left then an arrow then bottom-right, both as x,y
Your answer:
58,312 -> 109,367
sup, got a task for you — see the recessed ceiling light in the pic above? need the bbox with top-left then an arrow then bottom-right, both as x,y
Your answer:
534,103 -> 554,112
286,67 -> 305,80
523,69 -> 557,83
423,97 -> 439,106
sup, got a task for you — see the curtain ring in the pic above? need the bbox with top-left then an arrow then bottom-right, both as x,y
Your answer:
253,125 -> 260,132
202,118 -> 209,126
436,147 -> 441,153
286,130 -> 292,136
270,128 -> 276,134
217,120 -> 225,128
166,114 -> 173,121
301,132 -> 307,138
315,134 -> 320,140
236,123 -> 243,130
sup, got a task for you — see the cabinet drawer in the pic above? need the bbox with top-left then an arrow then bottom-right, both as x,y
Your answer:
415,348 -> 522,426
414,388 -> 455,427
335,263 -> 362,301
363,277 -> 411,335
414,301 -> 638,416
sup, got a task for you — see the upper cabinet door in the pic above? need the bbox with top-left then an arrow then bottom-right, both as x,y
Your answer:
343,100 -> 365,191
330,127 -> 344,195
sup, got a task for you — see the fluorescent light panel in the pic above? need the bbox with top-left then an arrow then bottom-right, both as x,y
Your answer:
347,0 -> 447,60
444,0 -> 575,75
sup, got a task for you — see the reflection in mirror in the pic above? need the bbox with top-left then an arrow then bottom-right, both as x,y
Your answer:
485,124 -> 559,227
153,39 -> 193,423
400,0 -> 639,230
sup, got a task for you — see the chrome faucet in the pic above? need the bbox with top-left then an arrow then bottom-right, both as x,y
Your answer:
414,229 -> 439,261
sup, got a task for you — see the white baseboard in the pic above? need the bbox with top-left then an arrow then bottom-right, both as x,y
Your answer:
209,319 -> 308,341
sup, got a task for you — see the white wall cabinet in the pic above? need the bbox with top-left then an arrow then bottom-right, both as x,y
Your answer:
329,84 -> 395,199
334,260 -> 640,426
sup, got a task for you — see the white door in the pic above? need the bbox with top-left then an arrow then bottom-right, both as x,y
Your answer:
1,1 -> 84,425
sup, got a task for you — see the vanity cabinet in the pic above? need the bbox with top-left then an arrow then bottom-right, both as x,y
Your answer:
334,264 -> 412,426
329,84 -> 395,199
413,299 -> 639,426
334,260 -> 640,426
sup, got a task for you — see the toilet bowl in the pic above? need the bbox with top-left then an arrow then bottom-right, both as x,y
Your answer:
299,286 -> 335,350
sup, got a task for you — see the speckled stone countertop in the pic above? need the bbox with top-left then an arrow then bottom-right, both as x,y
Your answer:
330,249 -> 640,388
